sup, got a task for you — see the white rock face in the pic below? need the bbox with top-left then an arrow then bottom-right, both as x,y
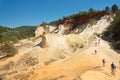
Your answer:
35,25 -> 56,36
46,25 -> 56,33
35,26 -> 44,37
43,34 -> 68,49
79,15 -> 113,37
41,33 -> 84,50
57,24 -> 65,34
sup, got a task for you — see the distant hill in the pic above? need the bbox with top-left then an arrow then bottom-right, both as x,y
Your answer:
0,26 -> 36,44
0,26 -> 11,34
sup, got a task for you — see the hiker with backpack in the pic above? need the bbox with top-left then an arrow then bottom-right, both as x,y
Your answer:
111,62 -> 116,76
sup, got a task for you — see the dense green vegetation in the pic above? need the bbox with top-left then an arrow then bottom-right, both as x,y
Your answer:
0,43 -> 18,57
0,26 -> 36,57
102,12 -> 120,51
111,4 -> 119,12
0,26 -> 36,43
102,4 -> 120,51
13,26 -> 36,40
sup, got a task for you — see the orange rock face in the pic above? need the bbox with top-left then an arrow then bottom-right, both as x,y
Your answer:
63,11 -> 110,29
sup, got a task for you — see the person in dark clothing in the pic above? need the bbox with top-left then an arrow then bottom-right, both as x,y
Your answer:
102,59 -> 105,67
111,62 -> 116,76
94,50 -> 97,54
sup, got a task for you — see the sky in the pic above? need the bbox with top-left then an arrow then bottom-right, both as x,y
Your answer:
0,0 -> 120,28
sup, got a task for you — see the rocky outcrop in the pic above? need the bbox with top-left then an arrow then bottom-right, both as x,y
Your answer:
41,32 -> 47,48
35,12 -> 111,36
36,12 -> 111,36
35,26 -> 45,37
63,11 -> 110,28
46,25 -> 56,33
35,25 -> 57,37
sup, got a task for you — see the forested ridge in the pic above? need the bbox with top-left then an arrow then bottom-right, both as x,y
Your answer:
0,26 -> 36,57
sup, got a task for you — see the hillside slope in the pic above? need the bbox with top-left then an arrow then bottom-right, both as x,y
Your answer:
29,40 -> 120,80
0,15 -> 120,80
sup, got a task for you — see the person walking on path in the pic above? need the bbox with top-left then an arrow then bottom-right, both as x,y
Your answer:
94,50 -> 97,54
102,59 -> 105,67
111,62 -> 116,77
98,39 -> 100,45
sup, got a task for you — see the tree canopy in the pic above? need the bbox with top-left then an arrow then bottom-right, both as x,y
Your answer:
111,4 -> 119,12
105,6 -> 110,12
88,8 -> 96,13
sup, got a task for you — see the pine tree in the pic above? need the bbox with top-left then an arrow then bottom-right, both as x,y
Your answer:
89,8 -> 96,13
105,6 -> 110,12
111,4 -> 119,12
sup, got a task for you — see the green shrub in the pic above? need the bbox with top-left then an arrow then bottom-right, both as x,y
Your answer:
0,43 -> 18,57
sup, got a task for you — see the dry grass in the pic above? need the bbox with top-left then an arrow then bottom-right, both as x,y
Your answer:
1,61 -> 14,70
16,56 -> 39,67
44,59 -> 56,65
